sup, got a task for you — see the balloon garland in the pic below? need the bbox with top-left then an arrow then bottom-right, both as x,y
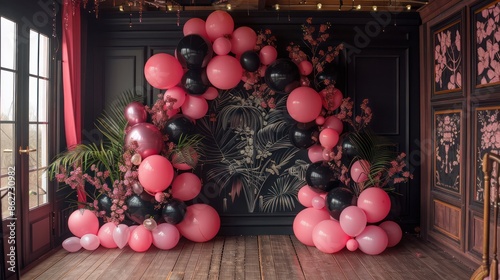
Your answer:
57,12 -> 412,255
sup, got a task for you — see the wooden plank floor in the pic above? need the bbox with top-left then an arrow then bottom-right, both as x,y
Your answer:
23,234 -> 474,280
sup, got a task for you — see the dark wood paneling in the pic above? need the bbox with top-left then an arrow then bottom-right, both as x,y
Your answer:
30,216 -> 51,253
432,199 -> 461,242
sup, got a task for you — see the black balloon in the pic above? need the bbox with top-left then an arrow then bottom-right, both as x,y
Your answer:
125,195 -> 161,224
176,34 -> 213,69
181,68 -> 210,95
97,194 -> 112,216
163,114 -> 196,144
316,63 -> 338,91
264,58 -> 301,93
289,122 -> 318,149
305,161 -> 340,193
326,187 -> 357,220
162,198 -> 187,224
240,51 -> 260,72
338,132 -> 357,166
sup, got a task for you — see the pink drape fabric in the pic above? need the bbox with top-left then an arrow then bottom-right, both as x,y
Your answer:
62,1 -> 85,206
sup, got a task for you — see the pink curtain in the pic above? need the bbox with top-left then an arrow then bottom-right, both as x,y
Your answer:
62,0 -> 86,206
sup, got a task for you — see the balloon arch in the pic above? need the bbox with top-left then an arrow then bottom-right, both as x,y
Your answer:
58,11 -> 412,255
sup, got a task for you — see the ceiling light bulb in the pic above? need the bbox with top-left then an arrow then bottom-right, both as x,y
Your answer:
406,4 -> 411,10
119,5 -> 124,11
167,3 -> 172,11
275,4 -> 280,10
372,5 -> 377,11
316,3 -> 322,9
226,3 -> 232,10
356,4 -> 361,10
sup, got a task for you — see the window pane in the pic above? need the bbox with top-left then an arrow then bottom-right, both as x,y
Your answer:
29,170 -> 48,209
28,124 -> 37,169
0,123 -> 14,175
1,70 -> 15,121
29,30 -> 38,75
38,124 -> 48,168
39,34 -> 49,78
29,76 -> 38,122
38,79 -> 47,122
1,17 -> 16,70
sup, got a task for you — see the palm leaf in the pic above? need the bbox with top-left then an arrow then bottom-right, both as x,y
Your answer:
255,122 -> 291,152
197,117 -> 246,164
262,176 -> 303,212
48,89 -> 141,183
349,129 -> 397,188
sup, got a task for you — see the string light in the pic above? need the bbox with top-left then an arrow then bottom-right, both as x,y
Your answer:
226,3 -> 232,10
372,5 -> 377,11
406,4 -> 411,10
316,3 -> 322,9
356,4 -> 361,10
274,3 -> 280,10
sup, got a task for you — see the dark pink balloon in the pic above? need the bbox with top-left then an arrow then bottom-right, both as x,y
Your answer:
183,18 -> 209,39
319,128 -> 340,149
125,123 -> 165,159
230,26 -> 257,56
379,221 -> 403,247
202,87 -> 219,100
124,102 -> 147,125
298,60 -> 313,76
163,86 -> 187,110
321,87 -> 343,111
212,37 -> 232,56
181,94 -> 208,120
286,87 -> 322,123
357,187 -> 391,223
356,225 -> 388,255
307,145 -> 324,163
205,10 -> 234,41
138,155 -> 175,193
206,55 -> 243,90
293,207 -> 331,246
259,45 -> 278,66
323,116 -> 343,134
144,53 -> 184,89
176,204 -> 220,242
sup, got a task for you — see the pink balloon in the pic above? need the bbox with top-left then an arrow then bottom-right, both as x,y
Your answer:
152,223 -> 181,250
80,234 -> 100,251
346,238 -> 359,251
124,123 -> 164,160
138,155 -> 175,193
339,206 -> 367,237
321,87 -> 343,111
124,102 -> 147,125
113,224 -> 130,249
205,10 -> 234,41
379,221 -> 403,247
312,219 -> 350,253
298,60 -> 313,76
311,196 -> 325,209
206,55 -> 243,90
293,207 -> 331,246
176,204 -> 220,242
259,45 -> 278,66
62,237 -> 82,252
230,26 -> 257,55
128,225 -> 153,252
212,37 -> 232,55
183,18 -> 209,39
97,222 -> 117,249
287,87 -> 322,123
356,225 -> 388,255
357,187 -> 391,223
171,172 -> 202,201
144,53 -> 183,89
163,86 -> 187,110
319,128 -> 340,149
298,185 -> 321,208
350,159 -> 370,183
68,209 -> 99,238
166,108 -> 180,118
322,148 -> 333,161
202,87 -> 219,100
315,116 -> 325,125
323,116 -> 343,134
307,145 -> 324,163
181,94 -> 208,120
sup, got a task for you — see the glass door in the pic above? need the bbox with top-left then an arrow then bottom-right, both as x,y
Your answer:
0,13 -> 55,276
